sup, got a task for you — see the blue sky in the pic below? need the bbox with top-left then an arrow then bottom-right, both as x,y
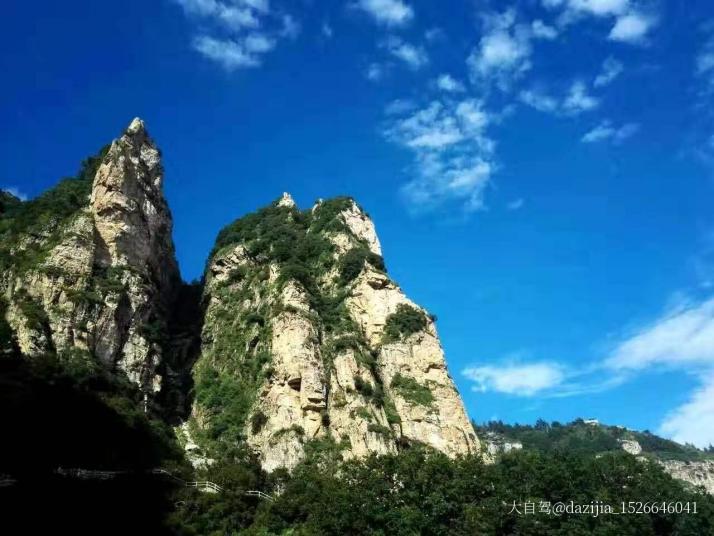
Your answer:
3,0 -> 714,447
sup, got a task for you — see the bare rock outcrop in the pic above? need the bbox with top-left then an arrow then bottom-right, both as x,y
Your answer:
659,460 -> 714,495
3,118 -> 179,393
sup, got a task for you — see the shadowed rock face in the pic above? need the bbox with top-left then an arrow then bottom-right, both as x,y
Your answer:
3,118 -> 180,394
187,197 -> 479,471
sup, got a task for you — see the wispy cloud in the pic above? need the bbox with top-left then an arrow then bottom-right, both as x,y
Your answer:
696,30 -> 714,95
519,80 -> 599,116
519,88 -> 559,113
175,0 -> 265,30
608,11 -> 656,44
507,198 -> 524,210
464,362 -> 565,396
543,0 -> 657,44
659,371 -> 714,448
582,120 -> 638,143
322,21 -> 333,39
365,62 -> 385,81
605,297 -> 714,371
383,36 -> 428,70
531,19 -> 558,40
467,9 -> 533,90
193,35 -> 264,69
594,56 -> 623,87
353,0 -> 413,27
384,98 -> 416,115
435,74 -> 465,93
173,0 -> 295,70
562,80 -> 599,114
279,13 -> 300,39
601,297 -> 714,447
385,99 -> 495,211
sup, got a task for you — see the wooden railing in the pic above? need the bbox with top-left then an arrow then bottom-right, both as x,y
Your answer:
47,467 -> 274,501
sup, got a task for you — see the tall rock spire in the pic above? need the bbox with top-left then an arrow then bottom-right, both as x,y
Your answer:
91,117 -> 178,290
88,118 -> 180,389
3,117 -> 180,395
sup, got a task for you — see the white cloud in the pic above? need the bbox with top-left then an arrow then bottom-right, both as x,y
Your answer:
173,0 -> 294,69
388,101 -> 465,149
354,0 -> 414,27
193,35 -> 262,69
581,120 -> 638,143
2,186 -> 28,201
606,298 -> 714,370
322,21 -> 333,39
609,11 -> 655,43
385,98 -> 416,115
467,9 -> 533,90
519,81 -> 598,116
698,50 -> 714,76
594,56 -> 623,86
280,14 -> 300,39
384,37 -> 428,70
562,80 -> 599,114
531,19 -> 558,40
385,99 -> 496,211
243,33 -> 276,53
566,0 -> 630,17
174,0 -> 264,30
696,32 -> 714,95
543,0 -> 656,44
425,27 -> 445,42
507,198 -> 524,210
436,74 -> 465,93
366,62 -> 385,81
463,362 -> 565,396
659,372 -> 714,448
519,88 -> 559,113
461,295 -> 714,446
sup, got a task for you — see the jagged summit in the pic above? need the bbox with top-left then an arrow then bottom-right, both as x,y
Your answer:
276,192 -> 296,208
1,118 -> 180,393
126,116 -> 146,135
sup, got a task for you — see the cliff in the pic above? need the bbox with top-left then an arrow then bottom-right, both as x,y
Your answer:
186,194 -> 479,470
0,118 -> 478,471
0,118 -> 180,395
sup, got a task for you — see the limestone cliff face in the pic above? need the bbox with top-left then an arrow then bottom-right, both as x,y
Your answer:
658,460 -> 714,495
1,118 -> 179,393
618,441 -> 714,495
1,122 -> 478,471
188,195 -> 478,470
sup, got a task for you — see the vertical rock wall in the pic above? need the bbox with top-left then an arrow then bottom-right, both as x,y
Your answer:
3,118 -> 180,394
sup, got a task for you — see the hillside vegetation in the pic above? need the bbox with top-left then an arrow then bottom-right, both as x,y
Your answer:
477,419 -> 714,462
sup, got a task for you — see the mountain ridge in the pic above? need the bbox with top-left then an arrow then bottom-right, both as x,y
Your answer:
2,118 -> 714,534
0,118 -> 477,471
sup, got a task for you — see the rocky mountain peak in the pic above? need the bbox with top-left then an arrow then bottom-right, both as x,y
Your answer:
276,192 -> 296,208
337,199 -> 382,256
126,116 -> 146,135
188,195 -> 478,471
1,118 -> 180,394
90,118 -> 177,283
1,118 -> 477,473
